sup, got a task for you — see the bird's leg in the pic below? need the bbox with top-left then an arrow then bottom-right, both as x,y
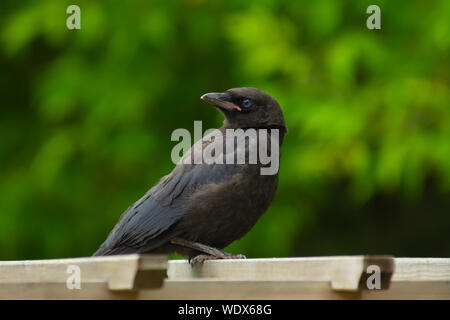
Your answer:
170,237 -> 246,262
171,237 -> 228,258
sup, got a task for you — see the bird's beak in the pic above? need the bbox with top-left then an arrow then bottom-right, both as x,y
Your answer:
200,92 -> 242,112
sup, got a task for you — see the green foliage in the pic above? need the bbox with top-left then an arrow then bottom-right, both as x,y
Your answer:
0,0 -> 449,259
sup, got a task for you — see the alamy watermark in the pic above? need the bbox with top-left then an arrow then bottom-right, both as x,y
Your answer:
366,5 -> 381,30
66,264 -> 81,290
66,5 -> 81,30
67,5 -> 380,31
366,264 -> 381,290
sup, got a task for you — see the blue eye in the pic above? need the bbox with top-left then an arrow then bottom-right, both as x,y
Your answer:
242,99 -> 252,108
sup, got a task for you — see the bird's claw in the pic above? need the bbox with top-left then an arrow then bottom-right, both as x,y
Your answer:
189,254 -> 217,266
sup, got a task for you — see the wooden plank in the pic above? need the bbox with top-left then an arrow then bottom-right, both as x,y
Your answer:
137,280 -> 450,300
2,280 -> 448,300
393,258 -> 450,281
0,283 -> 139,300
1,255 -> 449,299
0,254 -> 167,292
167,255 -> 394,291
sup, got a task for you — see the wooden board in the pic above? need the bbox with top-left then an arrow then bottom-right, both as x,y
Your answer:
167,255 -> 394,291
0,255 -> 449,299
0,254 -> 167,299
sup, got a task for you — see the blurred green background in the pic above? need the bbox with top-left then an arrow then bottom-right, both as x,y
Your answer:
0,0 -> 449,260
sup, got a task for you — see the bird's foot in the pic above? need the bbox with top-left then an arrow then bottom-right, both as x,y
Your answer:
189,252 -> 246,266
172,238 -> 247,263
189,254 -> 217,266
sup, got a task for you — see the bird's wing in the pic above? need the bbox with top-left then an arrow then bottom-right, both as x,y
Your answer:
93,130 -> 236,255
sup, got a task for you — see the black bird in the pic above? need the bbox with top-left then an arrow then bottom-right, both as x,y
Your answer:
93,87 -> 287,263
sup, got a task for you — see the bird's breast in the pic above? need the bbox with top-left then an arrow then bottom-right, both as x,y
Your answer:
174,127 -> 283,248
178,164 -> 279,248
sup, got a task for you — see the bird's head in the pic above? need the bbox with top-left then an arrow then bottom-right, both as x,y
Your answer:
201,87 -> 287,132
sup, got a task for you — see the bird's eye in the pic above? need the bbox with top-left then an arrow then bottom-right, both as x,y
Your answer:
242,99 -> 252,108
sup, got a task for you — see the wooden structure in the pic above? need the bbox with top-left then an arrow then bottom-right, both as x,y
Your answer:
0,255 -> 449,299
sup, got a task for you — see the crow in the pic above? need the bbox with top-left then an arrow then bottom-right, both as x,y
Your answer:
93,87 -> 287,263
